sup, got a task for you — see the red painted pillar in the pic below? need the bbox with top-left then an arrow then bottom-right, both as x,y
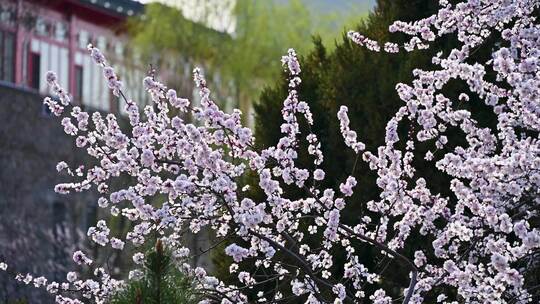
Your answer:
14,0 -> 25,85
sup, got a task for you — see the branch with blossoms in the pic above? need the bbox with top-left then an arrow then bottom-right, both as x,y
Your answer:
2,0 -> 540,303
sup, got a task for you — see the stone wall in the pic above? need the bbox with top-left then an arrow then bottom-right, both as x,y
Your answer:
0,82 -> 97,302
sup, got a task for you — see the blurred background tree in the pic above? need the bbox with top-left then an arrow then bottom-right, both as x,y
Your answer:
128,0 -> 370,125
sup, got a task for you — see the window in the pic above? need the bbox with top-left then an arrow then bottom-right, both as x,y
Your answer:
75,65 -> 83,102
28,52 -> 40,90
0,31 -> 15,82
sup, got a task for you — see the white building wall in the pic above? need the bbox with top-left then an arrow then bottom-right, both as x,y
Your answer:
50,44 -> 59,84
59,48 -> 68,88
82,54 -> 93,108
28,19 -> 154,114
31,39 -> 69,102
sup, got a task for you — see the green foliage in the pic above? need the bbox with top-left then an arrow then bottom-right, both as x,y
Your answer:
110,240 -> 200,304
255,0 -> 442,217
128,3 -> 228,66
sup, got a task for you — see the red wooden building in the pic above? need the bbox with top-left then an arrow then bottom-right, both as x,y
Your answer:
0,0 -> 146,112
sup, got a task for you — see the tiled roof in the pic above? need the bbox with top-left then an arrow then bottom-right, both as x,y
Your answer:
79,0 -> 144,17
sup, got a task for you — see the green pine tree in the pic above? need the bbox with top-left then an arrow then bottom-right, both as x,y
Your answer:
110,240 -> 200,304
